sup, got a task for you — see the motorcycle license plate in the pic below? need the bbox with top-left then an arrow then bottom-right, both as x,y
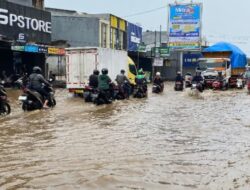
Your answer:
18,96 -> 27,101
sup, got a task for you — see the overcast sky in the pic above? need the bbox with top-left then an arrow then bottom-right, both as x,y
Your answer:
45,0 -> 250,56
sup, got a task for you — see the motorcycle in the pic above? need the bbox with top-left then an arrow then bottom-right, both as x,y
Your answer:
18,82 -> 56,111
93,89 -> 112,105
185,73 -> 193,88
247,80 -> 250,94
191,82 -> 203,93
0,84 -> 11,115
83,85 -> 95,102
152,84 -> 163,94
236,78 -> 244,89
212,80 -> 227,91
134,84 -> 147,98
114,81 -> 131,100
174,81 -> 184,91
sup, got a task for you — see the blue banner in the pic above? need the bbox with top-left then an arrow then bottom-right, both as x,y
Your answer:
25,45 -> 38,53
127,22 -> 142,51
169,4 -> 202,49
183,53 -> 202,67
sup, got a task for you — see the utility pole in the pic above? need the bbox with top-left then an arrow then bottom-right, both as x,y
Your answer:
160,25 -> 162,47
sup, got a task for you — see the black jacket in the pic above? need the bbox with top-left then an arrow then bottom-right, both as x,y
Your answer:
89,74 -> 99,88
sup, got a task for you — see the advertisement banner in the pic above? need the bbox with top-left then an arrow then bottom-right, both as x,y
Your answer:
183,53 -> 202,67
0,0 -> 51,44
127,22 -> 142,51
168,4 -> 202,49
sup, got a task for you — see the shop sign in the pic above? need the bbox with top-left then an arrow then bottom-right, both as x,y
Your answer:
11,45 -> 25,51
48,47 -> 65,55
38,46 -> 48,54
25,45 -> 38,53
153,58 -> 164,67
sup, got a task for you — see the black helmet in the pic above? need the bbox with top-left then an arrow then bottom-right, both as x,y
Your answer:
121,69 -> 125,74
101,68 -> 108,75
93,69 -> 100,75
33,66 -> 42,74
218,71 -> 222,75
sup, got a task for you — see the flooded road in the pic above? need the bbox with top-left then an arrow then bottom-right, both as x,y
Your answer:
1,83 -> 250,190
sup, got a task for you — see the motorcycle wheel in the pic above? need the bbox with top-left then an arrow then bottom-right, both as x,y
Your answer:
49,98 -> 56,107
0,102 -> 11,115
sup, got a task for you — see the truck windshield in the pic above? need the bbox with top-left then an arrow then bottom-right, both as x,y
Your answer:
129,64 -> 137,76
198,61 -> 227,70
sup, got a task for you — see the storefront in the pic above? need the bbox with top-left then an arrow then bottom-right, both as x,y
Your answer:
0,0 -> 52,81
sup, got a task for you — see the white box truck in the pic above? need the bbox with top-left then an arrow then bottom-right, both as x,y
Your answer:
66,47 -> 137,94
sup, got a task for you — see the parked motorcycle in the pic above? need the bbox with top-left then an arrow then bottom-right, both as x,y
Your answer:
174,81 -> 184,91
0,84 -> 11,115
19,83 -> 56,111
185,73 -> 193,88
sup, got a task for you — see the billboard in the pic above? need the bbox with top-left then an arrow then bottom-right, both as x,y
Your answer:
127,22 -> 142,51
0,0 -> 51,44
168,4 -> 202,49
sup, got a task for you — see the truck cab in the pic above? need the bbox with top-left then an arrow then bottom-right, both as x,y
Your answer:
197,58 -> 231,88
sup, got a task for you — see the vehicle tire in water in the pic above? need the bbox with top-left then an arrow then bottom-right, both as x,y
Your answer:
1,102 -> 11,115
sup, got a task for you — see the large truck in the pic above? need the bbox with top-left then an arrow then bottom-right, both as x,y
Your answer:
198,42 -> 247,88
66,47 -> 137,94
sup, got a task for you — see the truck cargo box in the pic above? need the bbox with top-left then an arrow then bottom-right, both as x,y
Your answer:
66,47 -> 128,92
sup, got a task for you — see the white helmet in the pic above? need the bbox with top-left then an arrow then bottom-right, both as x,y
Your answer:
156,72 -> 161,76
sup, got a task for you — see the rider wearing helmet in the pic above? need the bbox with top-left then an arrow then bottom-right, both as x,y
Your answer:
135,68 -> 147,93
153,72 -> 164,90
175,71 -> 184,83
89,69 -> 99,88
98,68 -> 111,91
216,71 -> 224,82
192,71 -> 204,83
29,66 -> 50,108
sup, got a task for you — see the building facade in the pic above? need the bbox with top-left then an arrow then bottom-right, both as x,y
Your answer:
0,0 -> 52,78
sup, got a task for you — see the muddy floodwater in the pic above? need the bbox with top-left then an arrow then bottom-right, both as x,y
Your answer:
1,83 -> 250,190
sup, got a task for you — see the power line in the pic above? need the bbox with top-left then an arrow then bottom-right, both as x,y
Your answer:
124,5 -> 167,18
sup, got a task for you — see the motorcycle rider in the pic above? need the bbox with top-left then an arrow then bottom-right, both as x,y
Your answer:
98,68 -> 112,102
116,69 -> 131,98
192,71 -> 204,92
175,71 -> 184,85
192,71 -> 204,83
89,69 -> 99,88
153,72 -> 164,91
216,71 -> 226,88
135,69 -> 147,93
28,66 -> 51,108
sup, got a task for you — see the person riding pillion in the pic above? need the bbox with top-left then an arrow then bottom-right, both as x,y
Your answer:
29,66 -> 51,108
153,72 -> 164,91
89,69 -> 99,88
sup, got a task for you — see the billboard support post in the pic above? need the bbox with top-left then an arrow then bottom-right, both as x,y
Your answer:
180,51 -> 183,75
